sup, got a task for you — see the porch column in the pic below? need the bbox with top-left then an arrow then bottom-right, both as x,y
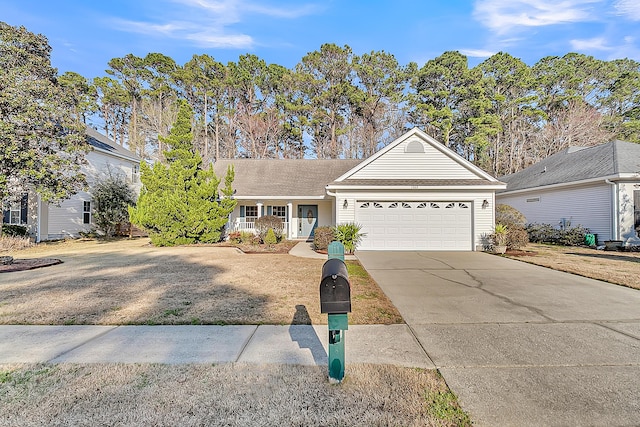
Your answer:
287,202 -> 293,240
256,202 -> 263,219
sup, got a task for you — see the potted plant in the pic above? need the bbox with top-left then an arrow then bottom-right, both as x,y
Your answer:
491,223 -> 508,254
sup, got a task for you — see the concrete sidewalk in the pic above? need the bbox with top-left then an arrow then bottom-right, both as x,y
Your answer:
0,324 -> 432,368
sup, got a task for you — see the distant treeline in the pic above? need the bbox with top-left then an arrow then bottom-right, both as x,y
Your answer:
61,44 -> 639,176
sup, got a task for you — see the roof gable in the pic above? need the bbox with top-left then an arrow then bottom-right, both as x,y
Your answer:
86,127 -> 140,163
499,140 -> 640,193
336,127 -> 500,182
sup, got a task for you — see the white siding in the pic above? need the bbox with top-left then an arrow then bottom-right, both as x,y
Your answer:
47,191 -> 93,239
41,148 -> 140,240
348,135 -> 479,180
336,189 -> 495,251
497,183 -> 612,243
85,150 -> 141,192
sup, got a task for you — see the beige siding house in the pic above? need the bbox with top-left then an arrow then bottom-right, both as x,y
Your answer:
497,140 -> 640,246
215,128 -> 506,251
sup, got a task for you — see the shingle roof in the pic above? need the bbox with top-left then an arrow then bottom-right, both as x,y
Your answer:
212,159 -> 363,197
498,140 -> 640,193
86,127 -> 139,162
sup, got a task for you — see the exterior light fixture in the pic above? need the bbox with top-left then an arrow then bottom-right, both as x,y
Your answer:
482,199 -> 489,209
343,199 -> 348,208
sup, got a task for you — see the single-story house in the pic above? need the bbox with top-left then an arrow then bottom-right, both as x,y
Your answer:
214,127 -> 506,251
496,140 -> 640,246
2,127 -> 141,241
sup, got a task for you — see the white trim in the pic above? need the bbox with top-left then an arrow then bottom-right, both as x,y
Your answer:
232,195 -> 328,200
327,183 -> 505,191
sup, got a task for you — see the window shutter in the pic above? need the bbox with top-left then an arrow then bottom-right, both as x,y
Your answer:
2,209 -> 8,224
20,194 -> 28,224
261,205 -> 265,216
240,206 -> 245,218
267,206 -> 272,216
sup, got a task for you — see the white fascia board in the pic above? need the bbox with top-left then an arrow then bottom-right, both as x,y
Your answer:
497,174 -> 637,196
326,184 -> 506,191
232,195 -> 328,200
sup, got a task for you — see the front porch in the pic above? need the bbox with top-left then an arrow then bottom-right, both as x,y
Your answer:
226,200 -> 333,241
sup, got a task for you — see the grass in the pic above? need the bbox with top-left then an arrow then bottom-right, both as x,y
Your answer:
0,238 -> 469,426
0,238 -> 402,325
0,363 -> 469,426
505,243 -> 640,290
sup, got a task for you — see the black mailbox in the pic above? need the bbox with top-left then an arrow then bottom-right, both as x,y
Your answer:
320,258 -> 351,314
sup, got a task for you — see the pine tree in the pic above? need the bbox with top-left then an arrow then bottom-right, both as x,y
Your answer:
129,99 -> 235,246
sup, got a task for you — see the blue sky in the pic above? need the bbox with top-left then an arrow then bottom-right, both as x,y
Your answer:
3,0 -> 640,78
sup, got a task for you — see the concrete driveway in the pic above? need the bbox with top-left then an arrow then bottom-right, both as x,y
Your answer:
356,251 -> 640,427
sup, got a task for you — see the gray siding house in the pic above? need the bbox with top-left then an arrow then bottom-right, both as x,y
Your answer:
497,140 -> 640,245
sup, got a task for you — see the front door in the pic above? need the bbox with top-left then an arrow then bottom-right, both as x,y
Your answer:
298,205 -> 318,240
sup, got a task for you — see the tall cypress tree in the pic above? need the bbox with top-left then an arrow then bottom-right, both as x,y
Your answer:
129,99 -> 235,246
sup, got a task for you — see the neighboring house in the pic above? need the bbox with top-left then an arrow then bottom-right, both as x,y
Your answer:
2,127 -> 141,241
496,140 -> 640,246
214,127 -> 506,251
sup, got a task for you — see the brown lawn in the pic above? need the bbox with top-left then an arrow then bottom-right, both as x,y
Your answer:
0,363 -> 470,427
505,243 -> 640,290
0,238 -> 402,326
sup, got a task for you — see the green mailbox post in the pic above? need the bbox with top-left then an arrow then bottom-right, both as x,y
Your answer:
320,241 -> 351,383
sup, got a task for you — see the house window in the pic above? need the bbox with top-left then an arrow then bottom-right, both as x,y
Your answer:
430,203 -> 440,208
389,202 -> 398,208
402,202 -> 411,208
458,203 -> 469,208
445,203 -> 455,208
635,190 -> 640,238
132,164 -> 140,183
83,201 -> 91,224
417,202 -> 427,209
245,206 -> 258,223
8,204 -> 21,224
3,194 -> 28,225
271,206 -> 286,220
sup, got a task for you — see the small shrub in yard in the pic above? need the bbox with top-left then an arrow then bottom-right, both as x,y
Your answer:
227,231 -> 242,243
507,227 -> 529,250
496,204 -> 529,249
526,223 -> 590,246
2,224 -> 29,237
313,226 -> 335,251
239,231 -> 255,244
254,215 -> 284,242
263,228 -> 277,246
334,222 -> 366,254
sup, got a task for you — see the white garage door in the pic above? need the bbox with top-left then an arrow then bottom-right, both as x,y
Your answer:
356,201 -> 472,251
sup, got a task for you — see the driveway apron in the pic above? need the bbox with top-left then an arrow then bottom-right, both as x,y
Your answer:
357,251 -> 640,427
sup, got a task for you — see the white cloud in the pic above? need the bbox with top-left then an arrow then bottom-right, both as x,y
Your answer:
473,0 -> 601,34
111,0 -> 320,48
459,48 -> 497,58
614,0 -> 640,20
570,37 -> 612,51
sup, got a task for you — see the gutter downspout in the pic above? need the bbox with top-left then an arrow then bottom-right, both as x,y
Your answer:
605,179 -> 618,241
326,189 -> 338,226
36,194 -> 41,243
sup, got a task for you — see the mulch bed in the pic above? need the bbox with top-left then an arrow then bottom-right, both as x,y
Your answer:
0,258 -> 63,273
504,249 -> 537,256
